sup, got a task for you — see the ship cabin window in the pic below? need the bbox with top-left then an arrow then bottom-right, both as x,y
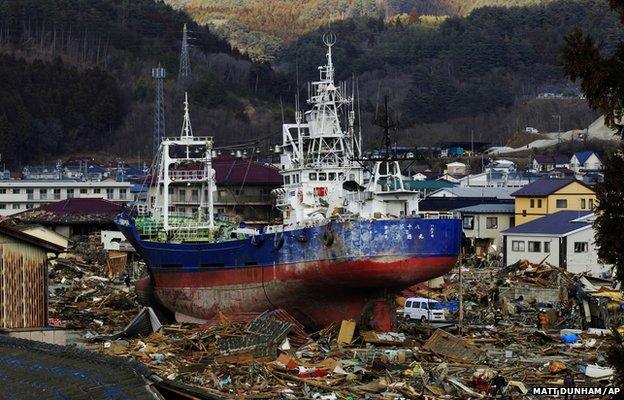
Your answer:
309,173 -> 317,181
284,175 -> 291,185
329,172 -> 336,180
319,173 -> 327,181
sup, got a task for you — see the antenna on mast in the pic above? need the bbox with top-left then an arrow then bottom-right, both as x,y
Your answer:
180,92 -> 193,139
374,95 -> 397,159
179,23 -> 191,81
152,64 -> 166,158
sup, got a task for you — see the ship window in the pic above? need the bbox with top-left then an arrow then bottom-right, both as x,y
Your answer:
309,173 -> 317,181
319,173 -> 327,181
329,172 -> 336,180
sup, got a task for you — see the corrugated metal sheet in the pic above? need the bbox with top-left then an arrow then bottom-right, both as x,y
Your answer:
0,241 -> 48,329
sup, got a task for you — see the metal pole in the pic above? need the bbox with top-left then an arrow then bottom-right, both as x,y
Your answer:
459,262 -> 463,336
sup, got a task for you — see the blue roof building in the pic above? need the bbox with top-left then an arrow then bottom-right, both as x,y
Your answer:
502,211 -> 609,275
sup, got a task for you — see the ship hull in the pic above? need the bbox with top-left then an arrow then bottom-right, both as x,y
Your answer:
117,217 -> 462,327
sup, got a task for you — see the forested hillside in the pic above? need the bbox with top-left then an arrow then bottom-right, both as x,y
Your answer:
277,0 -> 621,147
166,0 -> 556,60
0,0 -> 284,167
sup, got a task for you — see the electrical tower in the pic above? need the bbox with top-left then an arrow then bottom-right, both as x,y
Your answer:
152,65 -> 166,157
179,23 -> 191,80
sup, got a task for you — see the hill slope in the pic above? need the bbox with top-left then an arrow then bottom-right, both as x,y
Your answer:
166,0 -> 557,60
0,0 -> 283,167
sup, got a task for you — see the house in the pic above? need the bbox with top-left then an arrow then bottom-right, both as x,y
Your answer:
502,211 -> 610,276
420,187 -> 516,212
571,151 -> 602,173
458,171 -> 540,188
548,167 -> 576,179
531,155 -> 570,172
485,159 -> 516,174
444,162 -> 468,176
402,180 -> 454,197
511,178 -> 596,225
10,198 -> 123,237
0,224 -> 64,329
454,203 -> 515,255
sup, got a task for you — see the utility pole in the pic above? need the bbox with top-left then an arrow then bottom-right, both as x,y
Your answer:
458,262 -> 464,336
552,114 -> 561,142
152,65 -> 166,157
179,23 -> 191,81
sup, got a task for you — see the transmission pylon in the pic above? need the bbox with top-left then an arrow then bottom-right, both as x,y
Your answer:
152,65 -> 166,157
179,23 -> 191,80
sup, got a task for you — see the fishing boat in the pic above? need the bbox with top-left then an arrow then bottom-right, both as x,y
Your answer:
116,37 -> 462,327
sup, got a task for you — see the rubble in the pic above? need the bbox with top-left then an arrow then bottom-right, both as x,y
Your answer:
44,242 -> 622,399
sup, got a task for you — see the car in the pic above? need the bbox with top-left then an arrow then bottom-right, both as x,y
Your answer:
403,297 -> 446,322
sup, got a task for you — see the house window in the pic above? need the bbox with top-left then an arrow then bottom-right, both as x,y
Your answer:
94,188 -> 101,194
80,188 -> 88,194
106,188 -> 114,199
284,175 -> 290,185
53,189 -> 61,200
235,189 -> 244,196
309,173 -> 317,181
26,204 -> 33,209
11,204 -> 19,210
26,189 -> 33,200
556,199 -> 567,208
39,189 -> 47,200
537,199 -> 542,208
589,199 -> 594,209
12,189 -> 19,194
544,242 -> 550,253
581,199 -> 586,209
512,241 -> 525,251
191,189 -> 199,202
509,217 -> 515,227
179,189 -> 186,201
67,189 -> 74,198
530,199 -> 535,208
486,217 -> 498,229
528,241 -> 541,252
574,242 -> 588,253
0,189 -> 5,194
319,173 -> 327,181
329,172 -> 336,180
120,188 -> 127,200
462,216 -> 474,230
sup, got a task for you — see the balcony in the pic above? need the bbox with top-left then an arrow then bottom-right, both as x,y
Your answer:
169,170 -> 205,182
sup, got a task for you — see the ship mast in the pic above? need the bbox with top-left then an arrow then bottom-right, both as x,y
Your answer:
278,35 -> 363,224
156,93 -> 215,238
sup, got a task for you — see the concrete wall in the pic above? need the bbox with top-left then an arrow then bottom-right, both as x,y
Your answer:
499,285 -> 562,303
566,228 -> 611,276
505,234 -> 560,266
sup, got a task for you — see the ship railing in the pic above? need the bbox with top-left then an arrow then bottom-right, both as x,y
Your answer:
417,211 -> 458,220
344,191 -> 373,202
169,169 -> 205,181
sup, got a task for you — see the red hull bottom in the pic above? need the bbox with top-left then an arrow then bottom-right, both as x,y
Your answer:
140,256 -> 457,328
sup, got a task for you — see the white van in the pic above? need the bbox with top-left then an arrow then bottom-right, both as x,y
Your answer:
403,297 -> 446,322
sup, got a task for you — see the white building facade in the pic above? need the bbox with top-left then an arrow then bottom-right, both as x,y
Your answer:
0,180 -> 133,216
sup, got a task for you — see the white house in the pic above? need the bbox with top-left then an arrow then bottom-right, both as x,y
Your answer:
454,203 -> 515,255
502,211 -> 610,276
570,151 -> 602,173
444,162 -> 468,176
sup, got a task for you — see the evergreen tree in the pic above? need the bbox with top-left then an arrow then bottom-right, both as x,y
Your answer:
563,1 -> 624,393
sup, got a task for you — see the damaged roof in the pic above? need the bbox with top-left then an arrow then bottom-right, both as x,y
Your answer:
12,198 -> 122,225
